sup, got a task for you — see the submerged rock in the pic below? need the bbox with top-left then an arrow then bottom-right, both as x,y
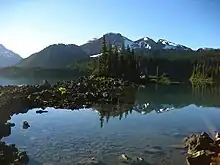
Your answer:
118,154 -> 151,165
120,153 -> 132,161
144,146 -> 163,154
77,158 -> 104,165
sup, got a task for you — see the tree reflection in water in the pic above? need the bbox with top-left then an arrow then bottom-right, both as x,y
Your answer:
92,84 -> 220,127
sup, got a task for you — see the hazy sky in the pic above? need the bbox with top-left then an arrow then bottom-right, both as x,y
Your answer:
0,0 -> 219,58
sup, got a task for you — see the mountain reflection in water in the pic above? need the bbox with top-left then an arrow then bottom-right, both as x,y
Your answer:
1,84 -> 220,165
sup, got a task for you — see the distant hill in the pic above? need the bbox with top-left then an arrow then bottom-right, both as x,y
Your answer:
17,44 -> 88,69
0,44 -> 22,67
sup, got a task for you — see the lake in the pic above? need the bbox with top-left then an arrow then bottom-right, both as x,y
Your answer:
1,77 -> 220,165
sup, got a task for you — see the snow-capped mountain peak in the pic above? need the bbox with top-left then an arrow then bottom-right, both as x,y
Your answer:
157,39 -> 191,50
132,37 -> 157,50
81,33 -> 193,55
143,37 -> 151,41
158,39 -> 177,47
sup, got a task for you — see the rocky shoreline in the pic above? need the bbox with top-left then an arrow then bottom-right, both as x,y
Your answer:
0,75 -> 137,114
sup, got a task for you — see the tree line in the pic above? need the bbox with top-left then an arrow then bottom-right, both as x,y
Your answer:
89,35 -> 141,81
71,37 -> 220,84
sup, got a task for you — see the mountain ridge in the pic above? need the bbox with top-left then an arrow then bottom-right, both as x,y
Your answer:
1,32 -> 219,69
80,32 -> 196,55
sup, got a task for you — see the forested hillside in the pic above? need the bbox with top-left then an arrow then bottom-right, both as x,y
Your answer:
71,37 -> 220,84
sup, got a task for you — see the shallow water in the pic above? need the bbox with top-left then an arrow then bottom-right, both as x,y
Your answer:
2,84 -> 220,165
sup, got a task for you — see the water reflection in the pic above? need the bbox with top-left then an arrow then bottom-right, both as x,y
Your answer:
1,85 -> 220,164
92,85 -> 220,127
135,84 -> 220,112
93,103 -> 134,128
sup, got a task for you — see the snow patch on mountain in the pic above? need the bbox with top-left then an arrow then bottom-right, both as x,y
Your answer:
144,37 -> 150,41
145,44 -> 151,49
90,53 -> 102,58
158,39 -> 178,49
157,39 -> 191,50
132,37 -> 156,49
159,39 -> 177,47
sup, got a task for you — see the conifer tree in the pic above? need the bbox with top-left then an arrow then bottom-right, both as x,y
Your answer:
99,35 -> 108,75
107,42 -> 113,75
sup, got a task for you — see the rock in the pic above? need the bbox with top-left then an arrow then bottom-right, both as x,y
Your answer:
0,123 -> 11,138
36,110 -> 48,114
77,158 -> 104,165
186,152 -> 211,165
6,122 -> 15,127
22,121 -> 30,129
41,80 -> 51,88
121,154 -> 130,160
184,132 -> 216,154
215,132 -> 220,145
136,157 -> 144,162
184,132 -> 220,165
18,151 -> 29,163
119,153 -> 132,163
0,141 -> 29,165
102,92 -> 108,98
144,146 -> 163,154
9,144 -> 18,153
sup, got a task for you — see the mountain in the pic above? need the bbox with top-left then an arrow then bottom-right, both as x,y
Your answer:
17,44 -> 88,69
157,39 -> 192,51
197,48 -> 219,52
10,32 -> 217,69
81,33 -> 192,56
0,44 -> 22,67
81,33 -> 133,55
131,37 -> 157,50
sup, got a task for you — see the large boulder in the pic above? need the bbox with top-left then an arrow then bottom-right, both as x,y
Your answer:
184,132 -> 220,165
41,80 -> 51,89
0,142 -> 29,165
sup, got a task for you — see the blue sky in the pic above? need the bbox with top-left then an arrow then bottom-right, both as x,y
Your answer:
0,0 -> 219,57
